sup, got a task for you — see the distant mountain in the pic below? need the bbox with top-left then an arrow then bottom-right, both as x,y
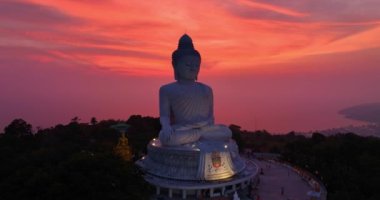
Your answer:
303,102 -> 380,137
296,123 -> 380,137
318,123 -> 380,137
339,102 -> 380,124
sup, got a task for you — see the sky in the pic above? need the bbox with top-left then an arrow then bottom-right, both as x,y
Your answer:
1,0 -> 380,133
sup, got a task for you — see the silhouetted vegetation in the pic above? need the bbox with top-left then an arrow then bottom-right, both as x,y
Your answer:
1,116 -> 380,200
4,118 -> 32,137
237,129 -> 380,200
0,115 -> 159,200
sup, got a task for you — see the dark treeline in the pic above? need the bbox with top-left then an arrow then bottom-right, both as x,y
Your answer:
231,125 -> 380,200
0,116 -> 159,200
1,118 -> 380,200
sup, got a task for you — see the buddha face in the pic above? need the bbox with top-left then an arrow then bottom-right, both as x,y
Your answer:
174,55 -> 201,81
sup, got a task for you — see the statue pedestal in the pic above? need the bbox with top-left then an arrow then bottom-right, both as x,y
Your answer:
138,156 -> 258,199
136,138 -> 259,199
137,139 -> 245,180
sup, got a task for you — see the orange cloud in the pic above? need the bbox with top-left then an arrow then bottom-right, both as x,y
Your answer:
2,0 -> 380,76
237,0 -> 308,17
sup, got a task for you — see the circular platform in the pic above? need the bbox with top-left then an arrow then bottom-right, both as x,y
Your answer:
143,159 -> 259,199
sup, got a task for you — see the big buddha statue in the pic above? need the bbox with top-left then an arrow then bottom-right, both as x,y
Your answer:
159,34 -> 232,146
137,34 -> 245,181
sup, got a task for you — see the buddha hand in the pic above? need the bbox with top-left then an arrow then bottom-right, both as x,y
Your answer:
160,125 -> 174,143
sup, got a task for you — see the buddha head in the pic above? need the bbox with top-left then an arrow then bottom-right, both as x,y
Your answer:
172,34 -> 201,81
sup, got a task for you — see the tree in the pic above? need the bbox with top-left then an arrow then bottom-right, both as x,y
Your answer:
71,116 -> 80,124
90,117 -> 98,126
4,118 -> 32,137
229,124 -> 244,152
311,132 -> 326,143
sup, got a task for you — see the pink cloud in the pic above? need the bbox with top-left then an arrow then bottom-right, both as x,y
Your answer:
1,0 -> 380,133
0,0 -> 82,25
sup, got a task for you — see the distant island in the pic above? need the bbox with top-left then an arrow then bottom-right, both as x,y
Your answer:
292,123 -> 380,138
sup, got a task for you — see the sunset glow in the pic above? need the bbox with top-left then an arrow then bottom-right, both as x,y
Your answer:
1,0 -> 380,133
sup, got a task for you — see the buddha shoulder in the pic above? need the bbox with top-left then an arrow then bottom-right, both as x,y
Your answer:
160,82 -> 212,93
159,82 -> 178,94
196,82 -> 212,93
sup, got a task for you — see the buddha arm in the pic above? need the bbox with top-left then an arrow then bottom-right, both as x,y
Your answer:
159,87 -> 173,142
208,87 -> 215,125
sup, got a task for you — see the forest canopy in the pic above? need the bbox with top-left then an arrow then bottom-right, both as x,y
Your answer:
1,116 -> 379,200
